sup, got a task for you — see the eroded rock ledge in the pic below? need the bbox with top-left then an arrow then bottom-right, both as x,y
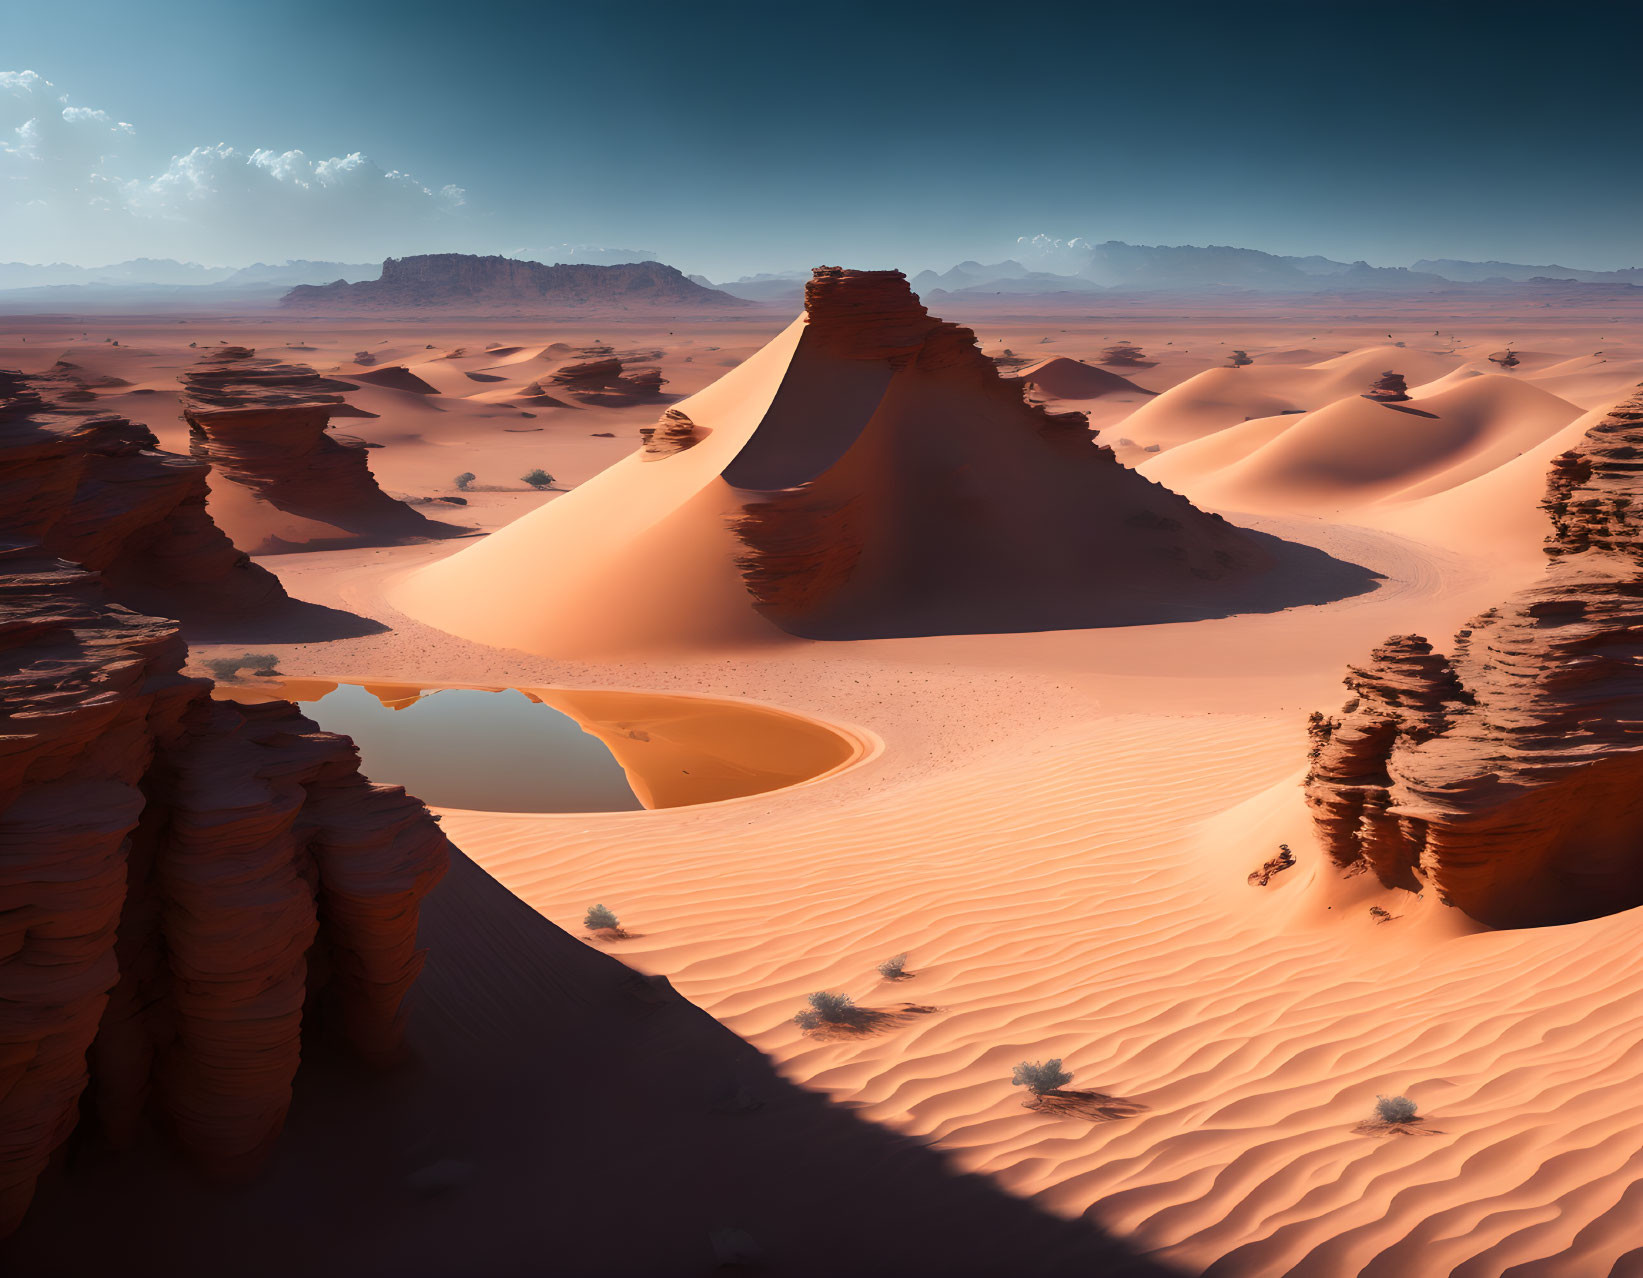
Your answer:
181,349 -> 466,553
0,368 -> 287,622
1307,384 -> 1643,926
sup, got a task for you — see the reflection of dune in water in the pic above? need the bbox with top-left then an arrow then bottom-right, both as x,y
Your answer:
217,679 -> 868,813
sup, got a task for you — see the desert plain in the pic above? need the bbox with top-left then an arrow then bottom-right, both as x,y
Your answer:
6,279 -> 1643,1278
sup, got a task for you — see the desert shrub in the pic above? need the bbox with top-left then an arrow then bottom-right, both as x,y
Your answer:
202,653 -> 280,681
454,472 -> 476,491
1228,349 -> 1253,367
1375,1094 -> 1418,1124
1101,340 -> 1148,367
794,991 -> 857,1030
1011,1058 -> 1073,1095
584,903 -> 620,931
521,468 -> 555,490
876,953 -> 910,980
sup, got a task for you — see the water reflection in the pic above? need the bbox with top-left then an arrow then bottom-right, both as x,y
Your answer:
284,682 -> 641,813
220,678 -> 865,813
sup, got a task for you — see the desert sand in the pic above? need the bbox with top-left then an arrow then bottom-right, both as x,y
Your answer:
7,280 -> 1643,1277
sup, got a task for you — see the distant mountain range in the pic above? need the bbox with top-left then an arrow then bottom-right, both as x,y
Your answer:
0,259 -> 380,311
2,242 -> 1639,313
698,243 -> 1643,302
282,255 -> 748,311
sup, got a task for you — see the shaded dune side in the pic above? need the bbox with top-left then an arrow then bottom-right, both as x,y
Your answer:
729,268 -> 1378,639
1,852 -> 1174,1278
1306,383 -> 1643,927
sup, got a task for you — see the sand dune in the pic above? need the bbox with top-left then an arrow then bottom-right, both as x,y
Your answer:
1115,345 -> 1463,451
390,269 -> 1373,655
1141,373 -> 1583,515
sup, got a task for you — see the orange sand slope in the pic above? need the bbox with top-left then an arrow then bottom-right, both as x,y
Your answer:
390,269 -> 1375,656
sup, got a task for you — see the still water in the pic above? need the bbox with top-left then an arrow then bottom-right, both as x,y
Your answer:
246,679 -> 863,813
291,682 -> 642,812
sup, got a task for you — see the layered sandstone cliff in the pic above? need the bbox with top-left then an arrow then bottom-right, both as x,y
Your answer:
1306,384 -> 1643,926
181,349 -> 467,554
0,368 -> 452,1233
0,548 -> 450,1235
0,368 -> 287,622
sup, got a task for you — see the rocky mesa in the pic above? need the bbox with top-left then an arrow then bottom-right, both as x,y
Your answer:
281,254 -> 750,312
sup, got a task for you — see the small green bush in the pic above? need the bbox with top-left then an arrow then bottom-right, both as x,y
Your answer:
1011,1059 -> 1073,1096
522,468 -> 554,489
584,903 -> 620,931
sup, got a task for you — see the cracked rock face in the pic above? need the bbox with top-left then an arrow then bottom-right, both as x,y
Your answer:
1307,384 -> 1643,927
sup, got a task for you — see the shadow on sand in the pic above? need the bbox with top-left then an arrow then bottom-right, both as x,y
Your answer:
1027,1090 -> 1152,1123
2,854 -> 1181,1277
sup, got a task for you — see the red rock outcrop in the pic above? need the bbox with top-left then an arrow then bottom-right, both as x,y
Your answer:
0,368 -> 288,623
640,407 -> 704,458
1306,384 -> 1643,926
0,549 -> 450,1235
725,268 -> 1364,637
545,345 -> 668,407
180,350 -> 467,554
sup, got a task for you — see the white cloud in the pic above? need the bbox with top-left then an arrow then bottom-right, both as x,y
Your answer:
0,69 -> 472,265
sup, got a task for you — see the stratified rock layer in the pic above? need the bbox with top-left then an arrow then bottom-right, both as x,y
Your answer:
1307,384 -> 1643,926
181,349 -> 465,553
0,368 -> 287,622
546,345 -> 668,406
0,553 -> 450,1233
0,380 -> 452,1232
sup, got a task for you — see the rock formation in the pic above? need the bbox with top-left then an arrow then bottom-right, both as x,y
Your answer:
181,349 -> 467,553
0,524 -> 450,1237
1306,383 -> 1643,926
542,345 -> 668,407
0,367 -> 288,623
390,266 -> 1374,655
282,255 -> 748,311
639,407 -> 704,458
724,268 -> 1363,638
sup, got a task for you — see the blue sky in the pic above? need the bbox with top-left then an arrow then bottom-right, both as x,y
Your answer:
4,0 -> 1640,275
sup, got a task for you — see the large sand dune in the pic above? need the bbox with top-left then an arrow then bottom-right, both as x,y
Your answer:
390,269 -> 1374,654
